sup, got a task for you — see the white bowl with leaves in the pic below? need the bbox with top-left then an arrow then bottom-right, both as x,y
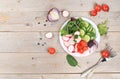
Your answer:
59,17 -> 100,57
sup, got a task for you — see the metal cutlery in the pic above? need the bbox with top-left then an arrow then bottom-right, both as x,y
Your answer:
80,45 -> 117,78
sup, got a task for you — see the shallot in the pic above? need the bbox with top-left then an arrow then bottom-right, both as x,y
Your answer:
47,8 -> 60,22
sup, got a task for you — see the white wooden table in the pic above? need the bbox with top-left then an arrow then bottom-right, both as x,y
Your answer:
0,0 -> 119,79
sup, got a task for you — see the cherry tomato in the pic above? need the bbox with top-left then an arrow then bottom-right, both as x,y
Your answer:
83,46 -> 88,51
48,47 -> 56,54
90,10 -> 97,16
94,4 -> 102,12
80,40 -> 88,46
102,4 -> 109,12
77,40 -> 88,54
101,50 -> 110,58
78,49 -> 84,54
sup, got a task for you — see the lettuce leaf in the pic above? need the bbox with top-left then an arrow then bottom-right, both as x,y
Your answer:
98,20 -> 109,36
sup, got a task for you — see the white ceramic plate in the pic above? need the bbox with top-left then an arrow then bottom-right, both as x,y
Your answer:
59,17 -> 100,57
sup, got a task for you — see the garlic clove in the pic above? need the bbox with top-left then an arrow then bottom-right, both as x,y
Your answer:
62,10 -> 70,18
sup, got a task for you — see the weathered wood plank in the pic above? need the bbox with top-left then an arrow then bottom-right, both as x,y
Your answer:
43,74 -> 120,79
0,12 -> 119,31
0,32 -> 119,52
0,52 -> 119,73
0,0 -> 119,11
0,74 -> 119,79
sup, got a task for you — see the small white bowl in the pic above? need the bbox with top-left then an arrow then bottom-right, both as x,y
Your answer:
59,17 -> 100,57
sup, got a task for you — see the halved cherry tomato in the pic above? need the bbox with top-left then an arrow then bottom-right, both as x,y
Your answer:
83,46 -> 88,51
101,50 -> 110,58
78,49 -> 84,54
102,4 -> 109,12
77,40 -> 88,54
80,40 -> 88,46
94,4 -> 102,12
90,9 -> 97,16
48,47 -> 56,54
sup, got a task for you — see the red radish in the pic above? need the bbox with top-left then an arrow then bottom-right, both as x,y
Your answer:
68,45 -> 74,52
74,43 -> 78,52
62,36 -> 70,42
64,41 -> 70,47
65,35 -> 72,38
102,4 -> 109,12
90,10 -> 97,16
47,8 -> 60,22
68,37 -> 75,45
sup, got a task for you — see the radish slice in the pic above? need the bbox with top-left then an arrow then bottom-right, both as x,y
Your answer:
62,10 -> 70,18
47,8 -> 60,22
68,45 -> 74,52
65,35 -> 72,38
74,44 -> 78,52
45,32 -> 53,39
64,41 -> 70,47
62,36 -> 70,42
68,37 -> 75,45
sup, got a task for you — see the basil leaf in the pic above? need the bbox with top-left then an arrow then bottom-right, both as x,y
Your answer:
66,54 -> 78,67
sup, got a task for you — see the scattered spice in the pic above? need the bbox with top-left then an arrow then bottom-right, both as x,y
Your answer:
42,44 -> 44,46
37,42 -> 40,45
38,22 -> 40,24
40,38 -> 42,40
44,24 -> 46,26
45,20 -> 48,22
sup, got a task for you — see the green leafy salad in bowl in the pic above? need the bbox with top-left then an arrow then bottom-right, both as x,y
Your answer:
59,17 -> 100,57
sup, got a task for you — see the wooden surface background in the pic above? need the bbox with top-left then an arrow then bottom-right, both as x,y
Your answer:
0,0 -> 119,79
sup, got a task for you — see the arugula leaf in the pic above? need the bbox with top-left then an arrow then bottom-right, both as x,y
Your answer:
66,54 -> 78,67
98,20 -> 109,36
61,20 -> 79,36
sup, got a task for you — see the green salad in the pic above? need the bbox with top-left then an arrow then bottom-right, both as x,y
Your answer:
61,18 -> 96,42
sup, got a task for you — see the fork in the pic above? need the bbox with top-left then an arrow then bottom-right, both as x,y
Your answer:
80,45 -> 117,78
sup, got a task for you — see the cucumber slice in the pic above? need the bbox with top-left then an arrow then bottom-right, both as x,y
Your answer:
87,25 -> 91,32
82,35 -> 90,42
90,36 -> 96,40
87,32 -> 96,40
87,24 -> 93,32
81,26 -> 86,32
81,21 -> 89,28
92,28 -> 96,33
80,29 -> 85,37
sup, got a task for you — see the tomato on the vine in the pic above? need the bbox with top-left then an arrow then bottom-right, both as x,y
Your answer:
102,4 -> 109,12
90,10 -> 97,16
94,4 -> 102,12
